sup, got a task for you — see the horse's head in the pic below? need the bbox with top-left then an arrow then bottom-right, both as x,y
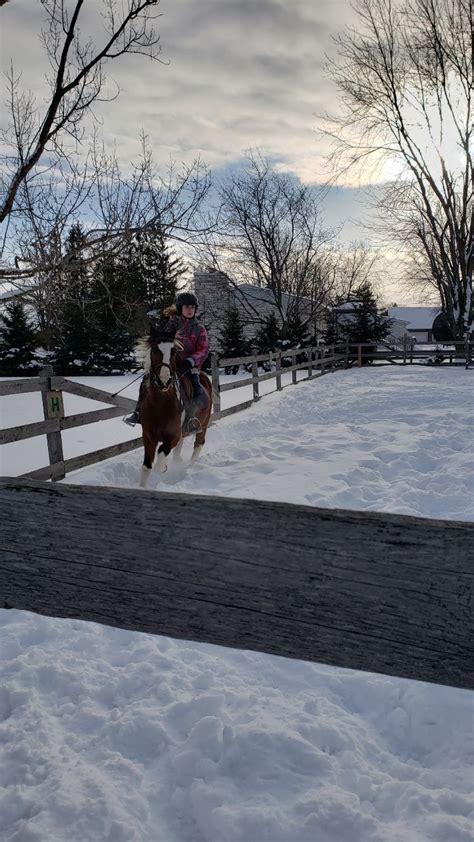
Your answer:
135,325 -> 184,388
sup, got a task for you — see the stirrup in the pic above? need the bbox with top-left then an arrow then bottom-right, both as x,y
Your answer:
123,410 -> 139,427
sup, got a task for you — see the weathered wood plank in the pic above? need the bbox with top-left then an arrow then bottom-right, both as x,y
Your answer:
19,437 -> 143,481
0,418 -> 60,445
60,405 -> 126,430
63,437 -> 143,474
20,462 -> 66,481
0,377 -> 48,396
53,378 -> 136,410
0,478 -> 472,689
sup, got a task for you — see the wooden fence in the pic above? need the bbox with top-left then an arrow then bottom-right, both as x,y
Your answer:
1,477 -> 472,690
1,345 -> 346,481
1,340 -> 471,481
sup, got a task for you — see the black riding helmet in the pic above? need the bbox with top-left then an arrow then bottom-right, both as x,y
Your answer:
176,291 -> 198,316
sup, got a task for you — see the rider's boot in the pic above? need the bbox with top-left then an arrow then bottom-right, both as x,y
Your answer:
189,372 -> 209,411
123,402 -> 140,426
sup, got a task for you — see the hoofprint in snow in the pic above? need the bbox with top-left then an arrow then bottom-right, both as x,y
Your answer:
1,367 -> 473,842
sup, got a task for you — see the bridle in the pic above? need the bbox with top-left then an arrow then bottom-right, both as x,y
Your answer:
149,340 -> 184,393
149,361 -> 173,390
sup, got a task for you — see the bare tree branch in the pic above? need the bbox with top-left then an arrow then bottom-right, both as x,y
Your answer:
0,0 -> 162,224
321,0 -> 472,336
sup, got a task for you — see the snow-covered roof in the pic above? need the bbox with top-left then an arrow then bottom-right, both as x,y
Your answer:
387,307 -> 441,329
0,287 -> 25,301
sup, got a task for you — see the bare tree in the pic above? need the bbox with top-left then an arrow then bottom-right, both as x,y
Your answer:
323,0 -> 473,338
0,3 -> 213,293
202,151 -> 334,333
0,0 -> 162,224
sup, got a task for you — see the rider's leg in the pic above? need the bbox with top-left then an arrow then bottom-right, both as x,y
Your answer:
124,376 -> 148,426
189,369 -> 209,410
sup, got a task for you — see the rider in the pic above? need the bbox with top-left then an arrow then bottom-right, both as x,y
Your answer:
123,291 -> 210,426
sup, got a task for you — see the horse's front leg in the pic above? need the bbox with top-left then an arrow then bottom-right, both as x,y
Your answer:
140,433 -> 158,488
156,440 -> 173,473
172,436 -> 184,463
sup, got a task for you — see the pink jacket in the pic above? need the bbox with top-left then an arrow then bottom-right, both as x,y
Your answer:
171,316 -> 209,370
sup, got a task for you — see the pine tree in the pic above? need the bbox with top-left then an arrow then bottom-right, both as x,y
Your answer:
51,300 -> 94,374
50,224 -> 94,374
219,307 -> 250,372
283,311 -> 310,348
87,255 -> 135,374
254,312 -> 281,353
0,300 -> 39,375
343,283 -> 393,344
117,228 -> 187,334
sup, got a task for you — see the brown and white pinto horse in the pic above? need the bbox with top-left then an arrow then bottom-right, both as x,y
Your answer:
134,326 -> 212,488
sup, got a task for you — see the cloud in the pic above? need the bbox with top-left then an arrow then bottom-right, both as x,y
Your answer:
1,0 -> 356,185
2,0 -> 416,271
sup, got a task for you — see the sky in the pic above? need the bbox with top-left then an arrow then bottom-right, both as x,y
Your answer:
0,0 -> 423,302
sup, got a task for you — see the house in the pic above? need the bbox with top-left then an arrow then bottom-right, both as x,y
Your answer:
193,268 -> 321,350
387,307 -> 442,343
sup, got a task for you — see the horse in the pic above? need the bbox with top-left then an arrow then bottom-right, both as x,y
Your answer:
134,326 -> 213,488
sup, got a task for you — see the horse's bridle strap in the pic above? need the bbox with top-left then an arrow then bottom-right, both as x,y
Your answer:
150,361 -> 173,390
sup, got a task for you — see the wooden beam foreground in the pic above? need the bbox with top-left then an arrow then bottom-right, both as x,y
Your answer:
1,478 -> 472,689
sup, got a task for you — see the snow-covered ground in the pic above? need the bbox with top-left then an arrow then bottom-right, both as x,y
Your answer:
1,366 -> 473,841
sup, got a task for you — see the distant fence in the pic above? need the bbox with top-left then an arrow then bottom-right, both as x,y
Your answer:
1,339 -> 471,481
0,345 -> 346,481
1,477 -> 472,690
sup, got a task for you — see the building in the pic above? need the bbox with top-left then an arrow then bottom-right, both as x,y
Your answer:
387,307 -> 442,343
193,268 -> 320,350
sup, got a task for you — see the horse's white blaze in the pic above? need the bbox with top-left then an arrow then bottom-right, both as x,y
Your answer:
159,341 -> 174,384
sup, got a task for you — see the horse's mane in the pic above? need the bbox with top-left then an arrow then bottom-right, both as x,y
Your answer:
134,336 -> 152,371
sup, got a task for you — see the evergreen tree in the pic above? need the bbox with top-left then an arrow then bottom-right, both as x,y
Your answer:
117,228 -> 187,334
50,224 -> 94,374
86,255 -> 135,374
51,300 -> 94,374
0,300 -> 39,375
219,307 -> 250,371
325,283 -> 393,347
283,311 -> 310,348
342,283 -> 393,344
254,312 -> 281,353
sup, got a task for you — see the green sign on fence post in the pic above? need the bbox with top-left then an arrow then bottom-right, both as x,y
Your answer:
46,390 -> 64,419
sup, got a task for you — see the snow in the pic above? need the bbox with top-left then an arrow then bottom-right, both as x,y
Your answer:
1,366 -> 473,841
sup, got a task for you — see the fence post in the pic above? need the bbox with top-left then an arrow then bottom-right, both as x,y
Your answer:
252,357 -> 260,401
211,353 -> 221,415
291,351 -> 297,385
465,336 -> 472,370
40,365 -> 65,481
276,350 -> 282,390
320,346 -> 326,376
345,338 -> 349,368
308,347 -> 313,379
357,345 -> 362,367
403,336 -> 407,365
